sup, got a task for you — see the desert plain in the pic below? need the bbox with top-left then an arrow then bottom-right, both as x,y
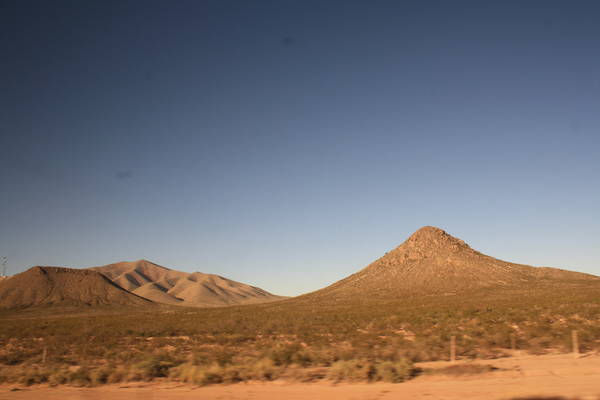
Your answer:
1,227 -> 600,400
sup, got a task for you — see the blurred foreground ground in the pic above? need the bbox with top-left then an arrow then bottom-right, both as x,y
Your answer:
1,352 -> 599,400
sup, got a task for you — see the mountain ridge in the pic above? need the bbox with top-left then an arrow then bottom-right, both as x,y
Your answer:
91,260 -> 286,307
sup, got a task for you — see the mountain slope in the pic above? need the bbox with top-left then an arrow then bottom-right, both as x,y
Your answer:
92,260 -> 285,307
0,266 -> 153,308
301,226 -> 600,302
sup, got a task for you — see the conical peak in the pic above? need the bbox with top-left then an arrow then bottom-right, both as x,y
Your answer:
406,226 -> 455,244
408,226 -> 447,239
400,226 -> 471,253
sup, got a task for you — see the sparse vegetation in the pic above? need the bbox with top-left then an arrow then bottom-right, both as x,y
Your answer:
0,285 -> 598,387
327,358 -> 414,383
1,227 -> 599,387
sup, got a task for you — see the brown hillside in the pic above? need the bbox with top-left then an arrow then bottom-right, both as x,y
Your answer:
0,266 -> 153,308
92,260 -> 285,307
302,226 -> 600,301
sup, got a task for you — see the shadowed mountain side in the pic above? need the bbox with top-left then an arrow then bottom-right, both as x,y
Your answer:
297,226 -> 600,303
92,260 -> 286,307
90,260 -> 188,292
0,266 -> 154,308
132,282 -> 183,305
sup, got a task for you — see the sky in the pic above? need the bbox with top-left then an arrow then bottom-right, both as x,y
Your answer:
1,0 -> 599,296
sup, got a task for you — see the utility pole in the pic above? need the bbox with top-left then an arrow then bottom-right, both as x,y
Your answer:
1,257 -> 6,277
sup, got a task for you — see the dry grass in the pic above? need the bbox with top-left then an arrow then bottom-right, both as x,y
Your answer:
327,359 -> 414,383
0,282 -> 599,387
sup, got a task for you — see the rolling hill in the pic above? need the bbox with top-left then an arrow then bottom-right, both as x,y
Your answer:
91,259 -> 285,307
0,266 -> 153,308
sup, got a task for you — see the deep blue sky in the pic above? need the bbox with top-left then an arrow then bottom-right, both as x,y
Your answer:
1,0 -> 599,296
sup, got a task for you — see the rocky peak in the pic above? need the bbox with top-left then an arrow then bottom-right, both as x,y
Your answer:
394,226 -> 472,257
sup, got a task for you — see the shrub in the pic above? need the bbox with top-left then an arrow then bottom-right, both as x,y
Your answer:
0,349 -> 30,365
105,366 -> 128,383
48,369 -> 69,386
327,359 -> 376,382
374,359 -> 414,382
90,367 -> 112,385
242,358 -> 279,381
328,358 -> 414,383
527,336 -> 553,355
67,367 -> 92,387
17,366 -> 51,386
265,343 -> 304,366
193,364 -> 225,385
132,352 -> 181,380
170,363 -> 233,385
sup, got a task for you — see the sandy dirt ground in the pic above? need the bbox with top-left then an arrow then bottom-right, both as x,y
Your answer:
1,352 -> 600,400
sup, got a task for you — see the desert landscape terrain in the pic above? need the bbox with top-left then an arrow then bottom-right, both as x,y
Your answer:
5,0 -> 599,398
1,227 -> 599,399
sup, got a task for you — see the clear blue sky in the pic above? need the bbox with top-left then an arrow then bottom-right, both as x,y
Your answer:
1,0 -> 599,296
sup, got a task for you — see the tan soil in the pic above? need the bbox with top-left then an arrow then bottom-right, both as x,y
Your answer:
2,353 -> 600,400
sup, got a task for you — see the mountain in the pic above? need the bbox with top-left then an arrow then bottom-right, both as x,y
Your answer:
301,226 -> 600,302
91,260 -> 285,307
0,266 -> 153,308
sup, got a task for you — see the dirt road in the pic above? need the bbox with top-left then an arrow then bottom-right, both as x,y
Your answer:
2,353 -> 599,400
